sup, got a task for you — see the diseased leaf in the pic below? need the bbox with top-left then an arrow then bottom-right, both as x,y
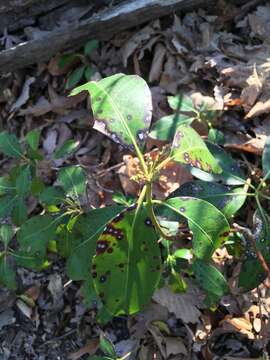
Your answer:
0,131 -> 23,159
168,95 -> 195,113
57,165 -> 86,199
162,197 -> 230,260
190,142 -> 245,185
17,214 -> 59,258
71,74 -> 152,150
262,135 -> 270,179
65,206 -> 123,280
192,259 -> 229,305
239,210 -> 270,291
175,180 -> 247,219
170,125 -> 222,174
53,139 -> 79,159
92,205 -> 161,316
0,255 -> 16,290
149,114 -> 194,141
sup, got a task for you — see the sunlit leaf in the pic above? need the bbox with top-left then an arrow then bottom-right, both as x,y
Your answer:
0,131 -> 23,159
208,128 -> 225,145
149,114 -> 194,141
239,210 -> 270,291
92,205 -> 161,315
190,141 -> 245,185
70,74 -> 152,150
170,125 -> 222,174
99,333 -> 117,358
168,94 -> 195,113
162,197 -> 230,260
192,259 -> 229,305
175,180 -> 247,218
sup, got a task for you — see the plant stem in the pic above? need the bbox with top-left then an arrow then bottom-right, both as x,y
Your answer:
145,182 -> 174,241
257,168 -> 270,192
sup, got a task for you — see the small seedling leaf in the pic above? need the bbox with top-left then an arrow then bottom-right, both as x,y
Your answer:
26,129 -> 41,151
70,73 -> 152,150
0,131 -> 23,159
84,39 -> 99,56
53,139 -> 79,159
66,66 -> 86,89
168,95 -> 195,113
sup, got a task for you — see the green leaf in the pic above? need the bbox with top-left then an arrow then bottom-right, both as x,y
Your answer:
31,177 -> 45,196
40,187 -> 65,205
53,139 -> 79,159
0,255 -> 16,290
17,214 -> 59,258
0,224 -> 13,248
66,206 -> 123,280
11,197 -> 28,225
0,194 -> 17,219
162,197 -> 230,260
26,129 -> 41,151
92,205 -> 161,316
190,141 -> 245,185
239,210 -> 270,291
0,176 -> 14,195
262,135 -> 270,179
16,166 -> 31,197
84,67 -> 95,81
170,125 -> 222,174
0,131 -> 23,159
13,250 -> 47,270
100,333 -> 117,358
173,248 -> 192,260
149,114 -> 194,141
57,165 -> 86,198
208,128 -> 225,145
66,66 -> 86,89
58,53 -> 78,68
192,259 -> 228,305
80,278 -> 100,307
175,180 -> 247,219
84,39 -> 99,56
168,94 -> 195,113
70,74 -> 152,150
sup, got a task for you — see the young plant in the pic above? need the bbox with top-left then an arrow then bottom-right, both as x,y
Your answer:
0,73 -> 269,320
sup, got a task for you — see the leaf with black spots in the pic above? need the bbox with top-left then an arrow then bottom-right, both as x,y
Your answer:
65,206 -> 123,281
70,74 -> 152,150
190,142 -> 245,185
175,180 -> 247,219
170,125 -> 221,174
239,210 -> 270,291
162,197 -> 230,260
92,205 -> 161,316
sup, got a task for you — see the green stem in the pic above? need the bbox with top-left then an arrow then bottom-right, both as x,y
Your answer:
257,169 -> 270,192
145,182 -> 174,241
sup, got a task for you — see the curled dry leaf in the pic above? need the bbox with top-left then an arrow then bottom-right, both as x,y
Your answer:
219,315 -> 254,339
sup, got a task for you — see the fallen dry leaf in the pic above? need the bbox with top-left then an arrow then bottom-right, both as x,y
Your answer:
68,338 -> 99,360
10,77 -> 35,112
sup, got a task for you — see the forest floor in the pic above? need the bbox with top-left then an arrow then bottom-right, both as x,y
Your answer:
0,1 -> 270,359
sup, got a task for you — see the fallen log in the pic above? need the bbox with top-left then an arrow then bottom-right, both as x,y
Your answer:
0,0 -> 214,72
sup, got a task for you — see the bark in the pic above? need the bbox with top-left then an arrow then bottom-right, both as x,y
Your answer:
0,0 -> 214,72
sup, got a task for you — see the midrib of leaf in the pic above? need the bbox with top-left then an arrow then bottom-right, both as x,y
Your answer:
94,81 -> 147,173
